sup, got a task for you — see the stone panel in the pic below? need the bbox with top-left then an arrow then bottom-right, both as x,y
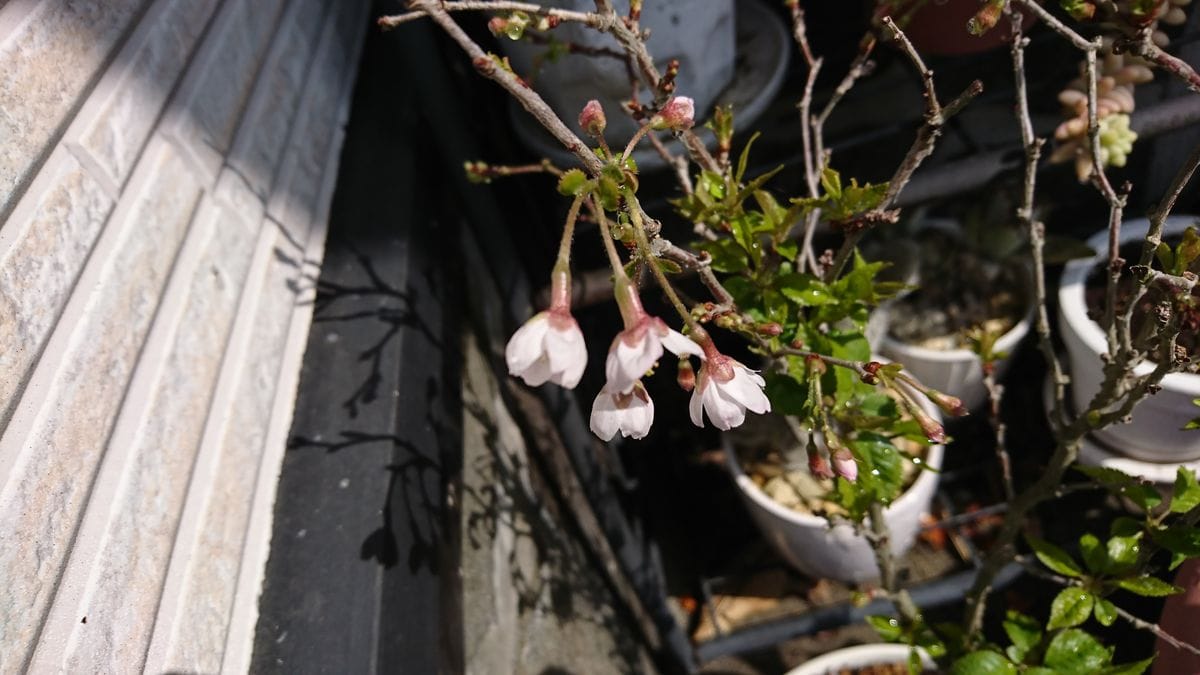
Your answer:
0,150 -> 114,429
163,0 -> 289,180
0,0 -> 149,216
226,0 -> 330,200
267,0 -> 361,244
69,0 -> 222,192
48,202 -> 257,673
0,143 -> 201,674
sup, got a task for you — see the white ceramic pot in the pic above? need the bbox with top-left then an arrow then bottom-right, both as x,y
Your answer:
500,0 -> 735,144
785,643 -> 933,675
1059,216 -> 1200,462
725,394 -> 945,584
879,310 -> 1032,412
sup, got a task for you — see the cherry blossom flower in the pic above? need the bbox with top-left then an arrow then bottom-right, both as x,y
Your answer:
688,352 -> 771,431
505,309 -> 587,389
590,381 -> 655,440
605,315 -> 702,394
651,96 -> 695,131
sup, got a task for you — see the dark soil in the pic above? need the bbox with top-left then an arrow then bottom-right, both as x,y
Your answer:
887,230 -> 1028,349
1083,238 -> 1200,360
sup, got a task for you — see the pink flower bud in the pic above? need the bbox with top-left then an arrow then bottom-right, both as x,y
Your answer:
579,99 -> 607,137
676,358 -> 696,392
832,450 -> 858,482
651,96 -> 695,131
926,390 -> 969,418
808,446 -> 834,480
915,409 -> 947,444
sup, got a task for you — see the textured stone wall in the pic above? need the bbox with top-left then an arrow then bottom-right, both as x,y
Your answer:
0,0 -> 369,670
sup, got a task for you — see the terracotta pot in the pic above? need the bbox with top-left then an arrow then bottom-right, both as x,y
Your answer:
885,0 -> 1034,56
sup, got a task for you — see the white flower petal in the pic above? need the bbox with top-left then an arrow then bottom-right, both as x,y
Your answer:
589,390 -> 622,441
555,332 -> 588,389
688,382 -> 706,427
702,380 -> 744,431
622,389 -> 655,439
727,366 -> 771,414
505,313 -> 549,375
660,328 -> 704,359
519,355 -> 554,387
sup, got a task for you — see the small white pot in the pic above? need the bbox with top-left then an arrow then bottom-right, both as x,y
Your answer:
784,644 -> 933,675
1058,215 -> 1200,462
725,395 -> 945,584
879,310 -> 1032,411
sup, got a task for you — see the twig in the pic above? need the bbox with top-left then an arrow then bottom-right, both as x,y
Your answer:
982,371 -> 1014,501
825,18 -> 982,282
868,501 -> 924,625
380,0 -> 607,29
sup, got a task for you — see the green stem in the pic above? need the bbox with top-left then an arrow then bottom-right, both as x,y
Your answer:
621,124 -> 653,164
624,189 -> 704,335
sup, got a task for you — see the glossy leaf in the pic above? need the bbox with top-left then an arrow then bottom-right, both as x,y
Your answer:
1043,629 -> 1113,673
1093,597 -> 1117,627
1027,535 -> 1083,578
1171,467 -> 1200,513
1116,575 -> 1183,597
950,651 -> 1017,675
1050,588 -> 1094,630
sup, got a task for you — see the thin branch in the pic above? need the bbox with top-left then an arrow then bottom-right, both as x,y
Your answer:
380,0 -> 606,29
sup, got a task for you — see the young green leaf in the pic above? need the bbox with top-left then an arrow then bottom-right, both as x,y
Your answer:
949,650 -> 1018,675
1100,656 -> 1155,675
866,615 -> 904,641
1171,467 -> 1200,514
1002,610 -> 1043,663
1075,465 -> 1163,511
1105,534 -> 1142,574
1080,533 -> 1108,574
1027,535 -> 1084,578
1048,588 -> 1094,630
1043,629 -> 1113,673
1093,597 -> 1118,627
556,169 -> 589,196
1116,575 -> 1183,597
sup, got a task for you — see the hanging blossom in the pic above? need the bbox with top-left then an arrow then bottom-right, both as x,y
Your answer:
590,381 -> 655,440
506,268 -> 587,389
603,279 -> 702,394
688,335 -> 771,431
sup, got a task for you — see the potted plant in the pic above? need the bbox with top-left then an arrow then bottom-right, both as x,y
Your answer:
725,382 -> 945,583
784,643 -> 932,675
878,220 -> 1034,411
1058,215 -> 1200,463
392,0 -> 1200,671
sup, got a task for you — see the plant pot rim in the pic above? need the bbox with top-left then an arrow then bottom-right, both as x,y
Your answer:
724,389 -> 946,528
783,643 -> 932,675
879,308 -> 1032,363
1059,215 -> 1200,393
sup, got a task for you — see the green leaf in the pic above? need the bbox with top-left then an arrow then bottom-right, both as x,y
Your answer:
1106,534 -> 1142,574
1080,533 -> 1108,574
866,615 -> 903,641
1048,587 -> 1094,630
820,166 -> 843,200
1027,535 -> 1084,578
1171,468 -> 1200,513
764,372 -> 808,417
694,238 -> 747,274
1003,610 -> 1042,662
1177,227 -> 1200,274
596,175 -> 621,211
950,650 -> 1017,675
556,169 -> 589,196
1093,597 -> 1117,627
778,274 -> 835,307
1075,465 -> 1163,511
654,258 -> 682,275
1149,525 -> 1200,570
735,132 -> 760,185
1100,657 -> 1155,675
1116,575 -> 1183,597
1044,629 -> 1113,673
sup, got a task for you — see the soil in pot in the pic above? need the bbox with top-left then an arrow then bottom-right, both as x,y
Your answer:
828,663 -> 922,675
734,406 -> 928,520
887,230 -> 1027,351
1083,238 -> 1200,365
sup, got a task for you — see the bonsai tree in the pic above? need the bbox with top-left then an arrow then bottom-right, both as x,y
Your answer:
387,0 -> 1200,671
